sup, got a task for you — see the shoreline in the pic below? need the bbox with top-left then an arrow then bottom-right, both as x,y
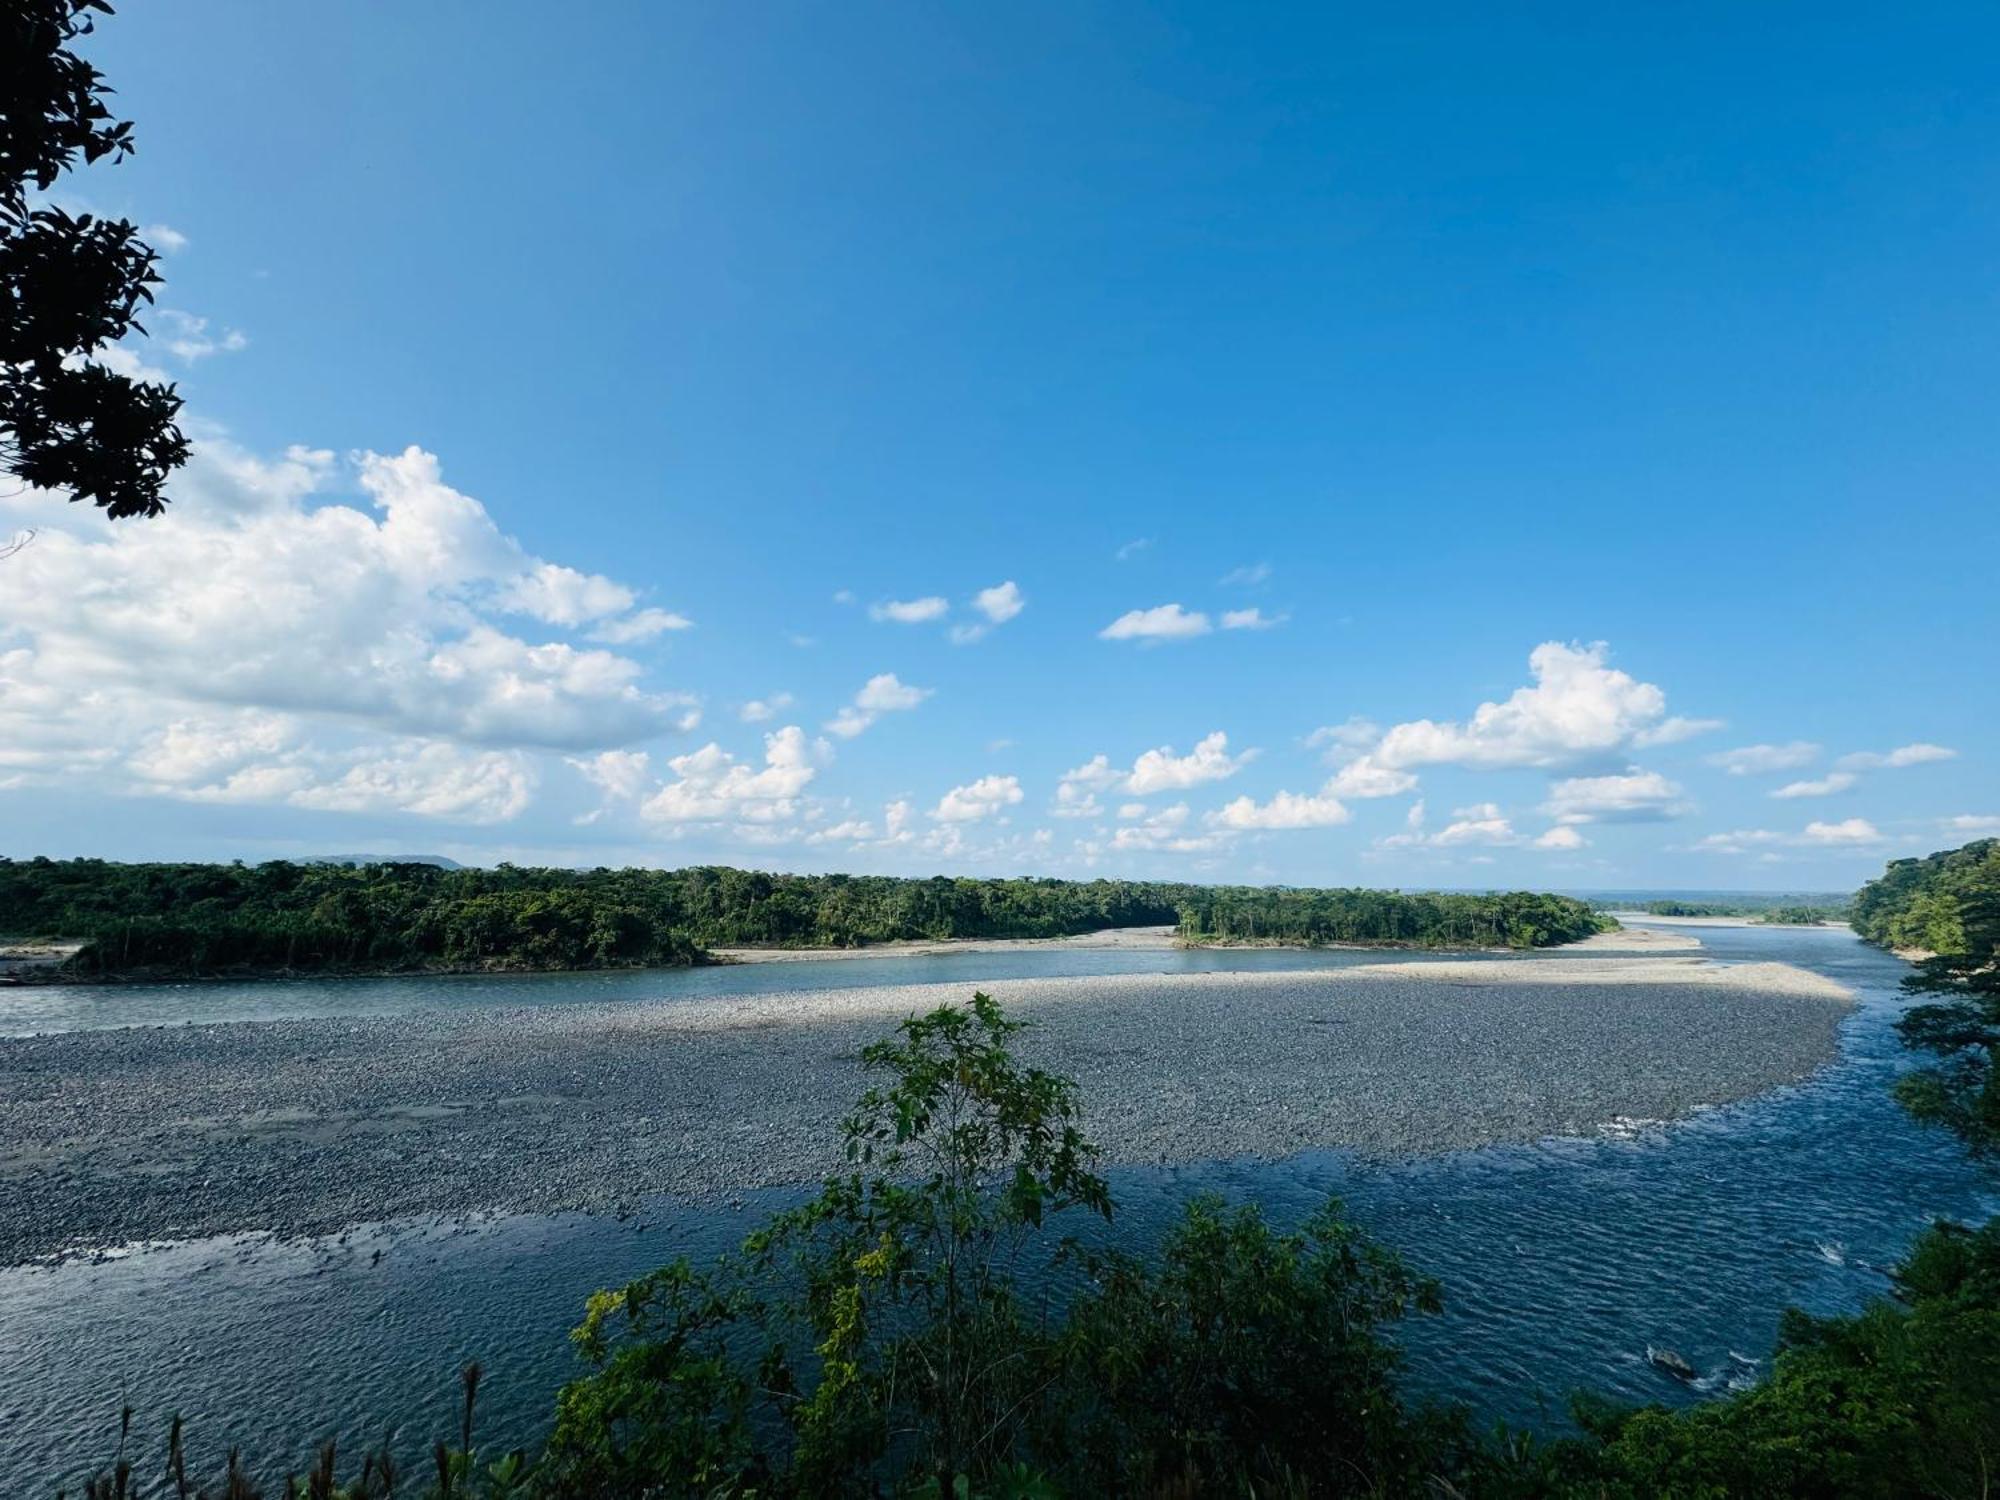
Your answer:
0,949 -> 1852,1266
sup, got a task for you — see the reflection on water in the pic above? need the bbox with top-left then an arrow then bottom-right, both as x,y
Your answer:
2,926 -> 1993,1491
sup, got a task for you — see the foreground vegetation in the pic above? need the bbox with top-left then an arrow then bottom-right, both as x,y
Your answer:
0,858 -> 1606,981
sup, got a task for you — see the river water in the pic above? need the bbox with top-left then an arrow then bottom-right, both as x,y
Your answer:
3,924 -> 1993,1491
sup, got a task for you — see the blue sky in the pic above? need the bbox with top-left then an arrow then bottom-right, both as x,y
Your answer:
2,1 -> 1994,889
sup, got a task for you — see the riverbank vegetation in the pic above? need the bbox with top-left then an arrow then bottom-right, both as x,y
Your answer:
1590,897 -> 1850,922
0,858 -> 1606,981
1851,837 -> 1999,957
1174,886 -> 1608,950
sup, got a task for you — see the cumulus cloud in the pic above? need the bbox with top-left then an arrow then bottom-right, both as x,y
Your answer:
1325,756 -> 1418,799
1771,772 -> 1858,799
1220,608 -> 1285,631
739,693 -> 795,724
1104,802 -> 1226,854
824,673 -> 931,738
1368,642 -> 1687,772
1306,718 -> 1382,756
1099,603 -> 1212,642
1377,800 -> 1581,853
0,437 -> 698,823
588,608 -> 693,644
156,309 -> 248,363
869,596 -> 949,624
1540,769 -> 1690,824
1208,789 -> 1350,831
1693,818 -> 1885,854
1534,825 -> 1588,850
1942,814 -> 2000,835
1835,743 -> 1958,771
1802,817 -> 1885,845
1125,732 -> 1257,794
951,580 -> 1026,644
932,774 -> 1025,823
144,223 -> 190,253
1052,754 -> 1120,818
641,726 -> 821,825
1706,742 -> 1821,775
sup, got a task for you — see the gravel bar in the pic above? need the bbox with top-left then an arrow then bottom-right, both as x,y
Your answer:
0,958 -> 1852,1264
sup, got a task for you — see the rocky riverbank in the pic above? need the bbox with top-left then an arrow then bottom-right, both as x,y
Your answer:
0,951 -> 1854,1265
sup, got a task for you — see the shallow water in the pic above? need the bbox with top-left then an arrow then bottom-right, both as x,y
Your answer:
3,925 -> 1992,1491
0,940 -> 1482,1037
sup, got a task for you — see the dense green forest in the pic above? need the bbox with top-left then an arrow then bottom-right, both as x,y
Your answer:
1175,886 -> 1608,949
0,858 -> 1609,980
1850,838 -> 2000,956
1587,896 -> 1851,921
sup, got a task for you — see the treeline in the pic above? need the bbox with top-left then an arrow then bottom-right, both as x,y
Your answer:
1177,886 -> 1609,949
1851,838 -> 2000,956
1588,896 -> 1851,920
0,859 -> 1611,981
0,859 -> 1183,979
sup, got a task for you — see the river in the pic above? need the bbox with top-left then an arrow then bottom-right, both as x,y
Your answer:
3,923 -> 1992,1491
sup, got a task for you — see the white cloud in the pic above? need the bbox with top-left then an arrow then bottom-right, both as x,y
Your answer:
641,726 -> 821,824
1307,718 -> 1382,756
1326,756 -> 1418,799
1218,562 -> 1271,587
932,774 -> 1025,823
1052,754 -> 1120,818
1099,603 -> 1212,642
0,440 -> 700,829
1693,817 -> 1886,854
1942,814 -> 2000,836
1208,789 -> 1350,830
1370,642 -> 1686,772
1377,799 -> 1579,854
972,580 -> 1024,624
1114,538 -> 1153,561
1771,772 -> 1858,799
824,673 -> 931,738
144,223 -> 190,253
1633,716 -> 1725,748
950,580 -> 1026,643
1707,742 -> 1821,776
156,309 -> 248,363
1220,607 -> 1285,631
1540,769 -> 1690,824
869,596 -> 949,624
1106,802 -> 1225,854
739,692 -> 795,724
1800,817 -> 1884,845
1836,743 -> 1958,771
566,748 -> 653,803
1125,731 -> 1257,794
589,607 -> 693,644
289,743 -> 534,823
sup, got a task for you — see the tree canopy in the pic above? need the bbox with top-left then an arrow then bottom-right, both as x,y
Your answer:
2,0 -> 187,518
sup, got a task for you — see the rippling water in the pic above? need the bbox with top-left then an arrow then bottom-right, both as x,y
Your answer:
3,925 -> 1992,1491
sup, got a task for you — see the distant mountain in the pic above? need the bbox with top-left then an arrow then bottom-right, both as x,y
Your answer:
292,854 -> 464,870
